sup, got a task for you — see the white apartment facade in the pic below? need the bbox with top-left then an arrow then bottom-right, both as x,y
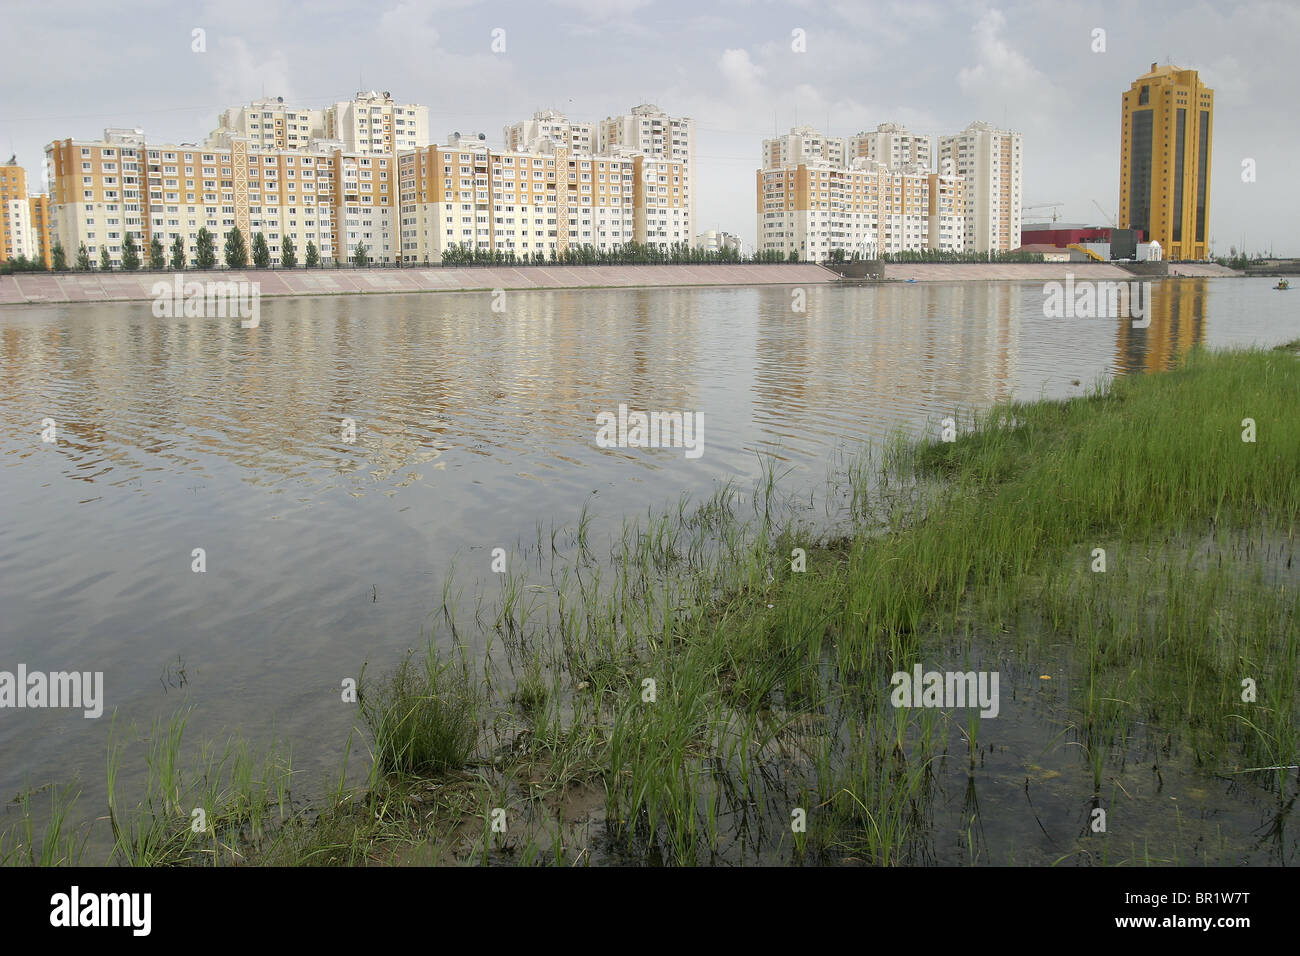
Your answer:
757,158 -> 965,260
937,121 -> 1023,254
599,104 -> 695,242
324,90 -> 430,156
397,137 -> 643,262
503,110 -> 596,156
761,126 -> 848,169
44,128 -> 411,268
850,122 -> 933,170
2,199 -> 36,260
207,97 -> 323,151
43,96 -> 698,269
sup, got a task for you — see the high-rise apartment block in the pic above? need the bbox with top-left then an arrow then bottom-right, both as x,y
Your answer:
1119,62 -> 1213,261
39,94 -> 697,268
1,157 -> 52,266
757,123 -> 970,259
398,135 -> 641,261
762,127 -> 847,169
323,90 -> 430,156
758,159 -> 965,260
599,104 -> 695,239
1,160 -> 34,263
937,122 -> 1023,254
208,97 -> 324,151
503,110 -> 596,156
850,123 -> 933,170
46,128 -> 398,267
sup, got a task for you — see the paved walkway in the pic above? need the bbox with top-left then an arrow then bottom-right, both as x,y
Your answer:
884,263 -> 1138,282
0,264 -> 838,305
1166,263 -> 1245,277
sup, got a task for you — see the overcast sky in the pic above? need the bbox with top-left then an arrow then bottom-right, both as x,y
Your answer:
2,0 -> 1294,256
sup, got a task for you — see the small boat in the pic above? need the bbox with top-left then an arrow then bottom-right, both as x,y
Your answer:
1276,279 -> 1291,290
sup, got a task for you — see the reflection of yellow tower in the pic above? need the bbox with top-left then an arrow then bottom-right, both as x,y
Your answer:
1119,63 -> 1214,261
1115,279 -> 1207,371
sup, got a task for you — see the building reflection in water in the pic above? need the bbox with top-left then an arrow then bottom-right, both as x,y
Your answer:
1115,277 -> 1208,372
0,278 -> 1219,495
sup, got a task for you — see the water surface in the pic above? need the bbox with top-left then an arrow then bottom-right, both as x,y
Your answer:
0,277 -> 1293,850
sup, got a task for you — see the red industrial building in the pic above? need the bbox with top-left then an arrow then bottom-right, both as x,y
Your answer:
1021,223 -> 1145,246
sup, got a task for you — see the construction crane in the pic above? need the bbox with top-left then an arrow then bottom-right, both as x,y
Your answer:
1022,202 -> 1063,223
1091,200 -> 1118,228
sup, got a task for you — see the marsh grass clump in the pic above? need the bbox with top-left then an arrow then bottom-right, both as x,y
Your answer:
104,709 -> 294,866
359,642 -> 480,778
0,783 -> 88,867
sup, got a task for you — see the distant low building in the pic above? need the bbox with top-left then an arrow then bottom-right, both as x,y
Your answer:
1014,243 -> 1073,263
1019,223 -> 1147,260
693,230 -> 741,254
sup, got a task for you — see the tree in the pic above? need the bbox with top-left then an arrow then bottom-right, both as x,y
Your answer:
121,233 -> 141,271
252,232 -> 271,269
100,246 -> 112,271
195,228 -> 216,270
305,240 -> 319,268
170,234 -> 186,271
76,243 -> 91,271
149,235 -> 166,270
51,242 -> 67,272
224,227 -> 248,269
353,242 -> 369,268
280,234 -> 297,269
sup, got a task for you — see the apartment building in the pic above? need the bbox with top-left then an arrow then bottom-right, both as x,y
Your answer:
397,135 -> 643,262
323,90 -> 429,156
28,193 -> 52,267
45,128 -> 399,268
756,124 -> 967,258
937,121 -> 1023,254
503,109 -> 596,156
1,159 -> 42,263
41,95 -> 695,269
849,123 -> 933,170
757,157 -> 965,259
207,96 -> 324,151
761,126 -> 848,169
926,172 -> 966,253
599,104 -> 695,240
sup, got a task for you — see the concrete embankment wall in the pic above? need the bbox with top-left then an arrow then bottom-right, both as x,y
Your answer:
1168,263 -> 1246,277
0,263 -> 839,306
876,262 -> 1182,282
829,261 -> 1241,282
0,261 -> 1249,306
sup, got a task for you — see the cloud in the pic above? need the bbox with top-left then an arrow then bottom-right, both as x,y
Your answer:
1198,55 -> 1248,100
718,48 -> 765,99
207,36 -> 296,107
956,8 -> 1063,128
550,0 -> 654,20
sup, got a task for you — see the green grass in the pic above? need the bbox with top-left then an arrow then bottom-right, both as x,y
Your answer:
358,641 -> 481,779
